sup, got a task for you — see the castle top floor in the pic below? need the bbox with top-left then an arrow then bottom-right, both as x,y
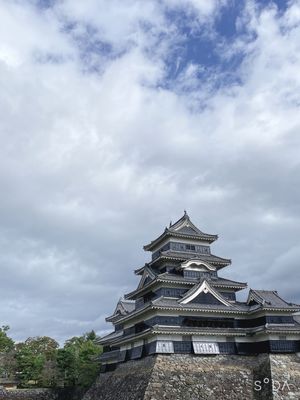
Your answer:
144,212 -> 218,254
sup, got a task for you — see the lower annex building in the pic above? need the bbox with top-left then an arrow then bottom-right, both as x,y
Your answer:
98,212 -> 300,370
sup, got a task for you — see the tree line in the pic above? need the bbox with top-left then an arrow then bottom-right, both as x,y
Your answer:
0,325 -> 103,388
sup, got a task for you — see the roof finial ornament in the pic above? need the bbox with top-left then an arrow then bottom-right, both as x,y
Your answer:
169,221 -> 172,227
184,209 -> 187,215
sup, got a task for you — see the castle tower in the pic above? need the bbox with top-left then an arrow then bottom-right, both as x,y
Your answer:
98,213 -> 300,370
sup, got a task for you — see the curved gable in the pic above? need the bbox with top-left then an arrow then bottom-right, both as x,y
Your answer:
179,280 -> 233,307
181,259 -> 216,271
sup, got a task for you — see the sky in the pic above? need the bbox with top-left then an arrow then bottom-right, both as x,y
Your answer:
1,0 -> 300,344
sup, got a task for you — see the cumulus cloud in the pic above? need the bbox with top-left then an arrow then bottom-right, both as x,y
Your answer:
0,0 -> 300,342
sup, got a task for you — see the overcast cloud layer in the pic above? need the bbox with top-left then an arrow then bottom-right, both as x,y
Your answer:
1,0 -> 300,343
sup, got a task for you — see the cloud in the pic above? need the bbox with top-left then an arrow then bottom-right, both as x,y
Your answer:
0,1 -> 74,67
0,0 -> 300,343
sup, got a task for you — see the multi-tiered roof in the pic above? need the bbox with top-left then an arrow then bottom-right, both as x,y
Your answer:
99,213 -> 300,370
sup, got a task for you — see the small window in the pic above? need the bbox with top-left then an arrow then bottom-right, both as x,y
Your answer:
185,244 -> 195,251
156,341 -> 174,353
193,342 -> 220,354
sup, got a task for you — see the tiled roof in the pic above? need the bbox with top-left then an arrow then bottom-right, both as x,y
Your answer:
153,295 -> 300,313
152,325 -> 247,336
99,322 -> 300,347
152,297 -> 242,312
144,213 -> 218,251
106,299 -> 136,321
210,278 -> 247,288
153,324 -> 300,336
234,302 -> 261,312
121,300 -> 136,313
97,330 -> 123,344
125,272 -> 247,300
248,290 -> 300,310
158,273 -> 246,288
168,212 -> 213,235
150,251 -> 231,267
266,325 -> 300,333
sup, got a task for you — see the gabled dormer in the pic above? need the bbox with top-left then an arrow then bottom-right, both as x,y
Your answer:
179,280 -> 234,307
247,289 -> 300,310
106,299 -> 135,322
137,266 -> 157,290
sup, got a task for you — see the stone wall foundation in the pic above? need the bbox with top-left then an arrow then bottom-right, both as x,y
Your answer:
83,354 -> 300,400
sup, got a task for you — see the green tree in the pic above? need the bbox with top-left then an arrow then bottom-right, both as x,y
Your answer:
57,347 -> 78,386
16,336 -> 59,387
38,359 -> 60,387
76,339 -> 101,387
6,330 -> 101,389
16,343 -> 45,386
57,331 -> 102,388
0,326 -> 14,353
0,326 -> 16,386
22,337 -> 59,360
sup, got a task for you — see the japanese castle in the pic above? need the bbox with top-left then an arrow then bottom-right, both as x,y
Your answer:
99,212 -> 300,370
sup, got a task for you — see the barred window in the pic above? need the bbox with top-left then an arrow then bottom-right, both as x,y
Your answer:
219,342 -> 235,354
173,341 -> 192,353
270,340 -> 296,352
266,316 -> 294,324
170,242 -> 210,254
157,288 -> 186,298
130,346 -> 143,359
